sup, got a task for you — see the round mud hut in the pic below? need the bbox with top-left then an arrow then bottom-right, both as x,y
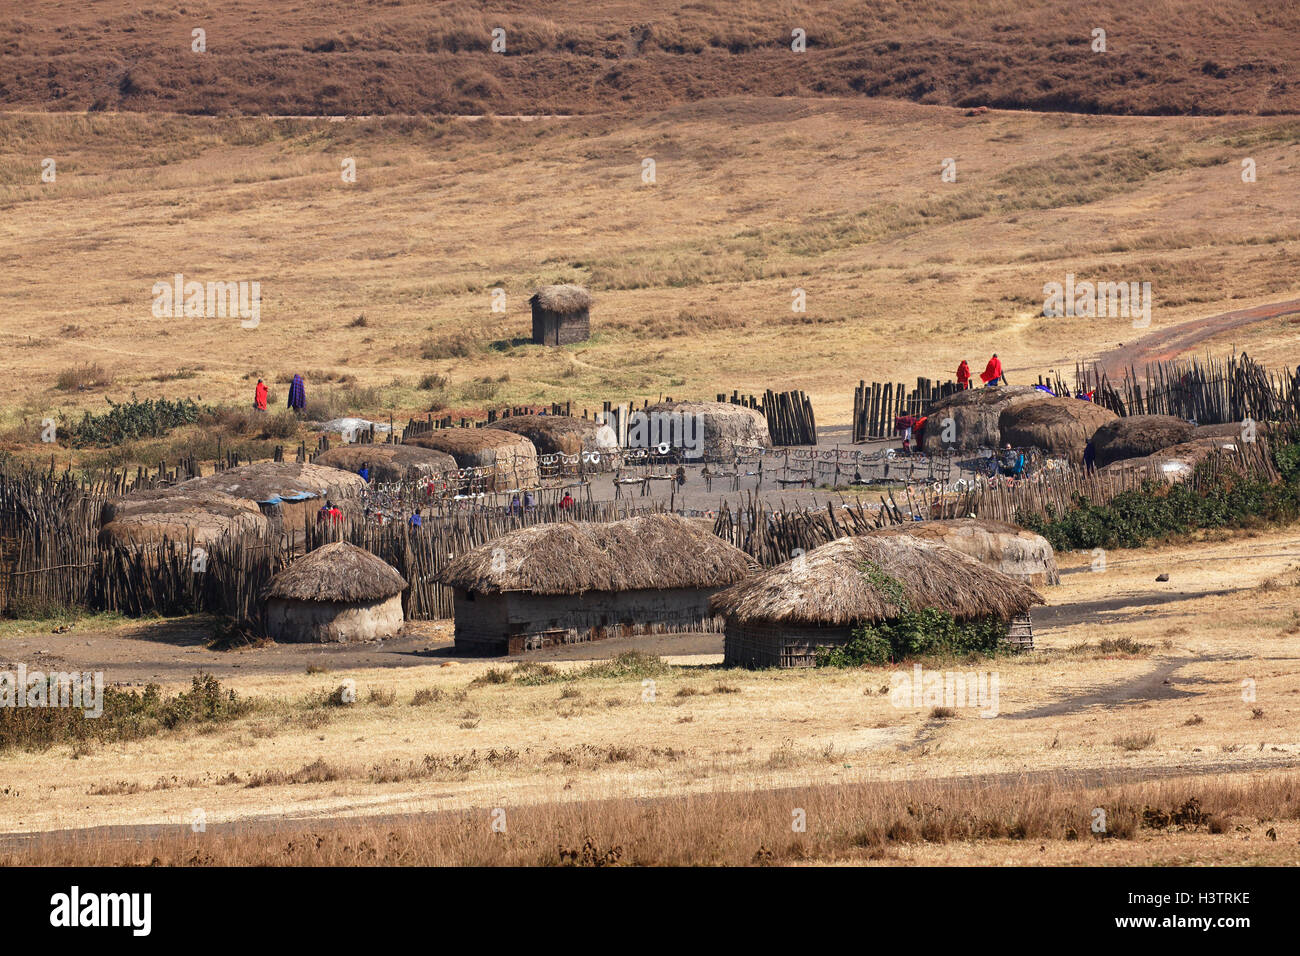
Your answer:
1089,415 -> 1194,468
175,462 -> 366,530
492,414 -> 619,469
314,443 -> 458,482
530,284 -> 590,346
638,400 -> 772,458
440,513 -> 756,655
868,518 -> 1059,586
918,386 -> 1050,456
403,427 -> 539,490
99,488 -> 270,551
711,535 -> 1044,668
998,397 -> 1117,463
264,542 -> 407,643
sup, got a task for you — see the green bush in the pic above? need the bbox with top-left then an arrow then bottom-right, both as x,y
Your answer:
818,607 -> 1008,667
66,395 -> 204,447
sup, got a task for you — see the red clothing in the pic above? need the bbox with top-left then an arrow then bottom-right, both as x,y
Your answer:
956,361 -> 971,388
559,494 -> 574,510
980,356 -> 1003,385
254,381 -> 268,410
329,507 -> 343,524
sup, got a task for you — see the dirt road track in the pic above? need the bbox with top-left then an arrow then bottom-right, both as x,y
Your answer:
1096,297 -> 1300,378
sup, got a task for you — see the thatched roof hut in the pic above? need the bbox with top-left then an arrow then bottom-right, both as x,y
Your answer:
918,386 -> 1049,455
264,542 -> 407,643
492,414 -> 618,461
314,443 -> 457,482
868,518 -> 1059,586
175,461 -> 366,528
441,513 -> 755,595
440,513 -> 756,655
530,284 -> 590,346
99,488 -> 270,550
639,400 -> 772,458
1090,415 -> 1194,467
998,397 -> 1118,463
711,536 -> 1044,667
403,428 -> 539,490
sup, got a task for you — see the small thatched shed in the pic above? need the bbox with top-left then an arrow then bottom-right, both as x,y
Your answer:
639,400 -> 772,458
1089,415 -> 1194,467
711,536 -> 1044,668
264,542 -> 407,643
919,386 -> 1049,455
998,397 -> 1118,463
492,414 -> 619,466
440,513 -> 756,655
314,443 -> 458,483
530,284 -> 590,346
99,488 -> 270,551
403,428 -> 539,490
868,518 -> 1059,586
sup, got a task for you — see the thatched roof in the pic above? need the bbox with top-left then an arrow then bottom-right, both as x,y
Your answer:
641,400 -> 772,454
100,488 -> 270,548
402,428 -> 539,488
1090,415 -> 1193,467
868,518 -> 1059,586
1101,437 -> 1240,482
530,284 -> 591,315
919,386 -> 1049,454
439,513 -> 756,595
492,414 -> 617,457
265,542 -> 407,603
314,443 -> 457,482
710,535 -> 1043,626
176,462 -> 365,504
999,397 -> 1117,463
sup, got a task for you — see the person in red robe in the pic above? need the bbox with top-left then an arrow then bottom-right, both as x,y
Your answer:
980,354 -> 1006,386
956,360 -> 971,389
253,378 -> 268,411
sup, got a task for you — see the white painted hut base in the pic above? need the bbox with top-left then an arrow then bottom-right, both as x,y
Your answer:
265,594 -> 404,643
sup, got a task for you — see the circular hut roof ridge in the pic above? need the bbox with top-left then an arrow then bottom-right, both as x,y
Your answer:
710,535 -> 1043,626
266,542 -> 407,603
530,284 -> 591,314
439,513 -> 756,595
177,461 -> 365,504
1090,414 -> 1194,467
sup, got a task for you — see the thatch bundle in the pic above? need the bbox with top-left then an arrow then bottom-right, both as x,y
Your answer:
998,397 -> 1118,463
1090,415 -> 1193,467
265,541 -> 406,604
492,414 -> 618,461
919,386 -> 1048,455
99,488 -> 270,549
641,400 -> 772,457
440,513 -> 756,595
1193,422 -> 1260,442
530,284 -> 591,315
1101,437 -> 1240,482
868,518 -> 1059,586
403,428 -> 539,489
314,443 -> 457,482
710,535 -> 1043,626
177,462 -> 365,505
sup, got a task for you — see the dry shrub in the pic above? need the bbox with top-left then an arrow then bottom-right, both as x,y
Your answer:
54,363 -> 114,391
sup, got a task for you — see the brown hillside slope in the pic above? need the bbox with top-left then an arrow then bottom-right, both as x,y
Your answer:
1,0 -> 1298,116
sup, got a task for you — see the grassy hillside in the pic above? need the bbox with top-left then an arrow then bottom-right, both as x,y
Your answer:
2,0 -> 1298,116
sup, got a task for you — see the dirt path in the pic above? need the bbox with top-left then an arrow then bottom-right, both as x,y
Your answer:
1096,297 -> 1300,378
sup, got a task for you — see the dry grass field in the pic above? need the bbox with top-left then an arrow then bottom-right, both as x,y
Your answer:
2,99 -> 1298,453
3,525 -> 1299,864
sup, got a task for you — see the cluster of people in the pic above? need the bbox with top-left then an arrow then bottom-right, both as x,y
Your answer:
252,374 -> 307,412
955,354 -> 1007,389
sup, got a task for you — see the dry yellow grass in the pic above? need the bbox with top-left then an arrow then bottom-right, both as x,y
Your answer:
3,525 -> 1299,859
1,100 -> 1297,441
